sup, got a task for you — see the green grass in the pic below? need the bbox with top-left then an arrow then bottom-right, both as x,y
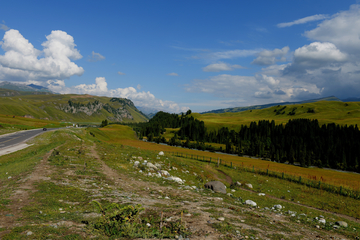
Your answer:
194,101 -> 360,132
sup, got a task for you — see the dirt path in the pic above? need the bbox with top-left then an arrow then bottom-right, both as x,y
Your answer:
0,148 -> 55,238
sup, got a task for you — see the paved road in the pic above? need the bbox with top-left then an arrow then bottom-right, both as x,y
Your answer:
0,128 -> 54,150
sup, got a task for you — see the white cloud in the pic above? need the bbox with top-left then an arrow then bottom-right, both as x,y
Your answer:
202,62 -> 245,72
167,72 -> 179,76
88,51 -> 105,62
293,42 -> 347,66
47,77 -> 188,113
277,14 -> 329,28
117,71 -> 126,75
209,49 -> 259,60
305,4 -> 360,54
0,21 -> 9,31
252,46 -> 289,65
0,29 -> 84,82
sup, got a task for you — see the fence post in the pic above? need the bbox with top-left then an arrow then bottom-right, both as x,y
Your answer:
299,176 -> 302,183
231,162 -> 233,168
340,186 -> 343,195
217,158 -> 219,167
318,181 -> 321,189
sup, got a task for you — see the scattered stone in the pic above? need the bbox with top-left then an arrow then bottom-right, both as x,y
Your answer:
166,176 -> 184,184
245,200 -> 257,207
240,220 -> 245,223
227,193 -> 232,197
218,217 -> 225,221
26,231 -> 33,236
204,181 -> 227,194
146,223 -> 151,227
159,151 -> 164,156
319,218 -> 326,224
258,193 -> 265,196
335,221 -> 348,228
231,189 -> 236,192
147,162 -> 158,170
160,170 -> 170,176
133,161 -> 140,168
245,183 -> 253,189
235,181 -> 242,186
316,225 -> 320,229
273,204 -> 282,210
184,213 -> 191,217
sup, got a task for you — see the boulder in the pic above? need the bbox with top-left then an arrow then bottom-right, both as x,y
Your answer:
204,181 -> 227,194
160,170 -> 170,176
133,161 -> 140,167
159,151 -> 164,156
245,183 -> 253,189
146,162 -> 158,171
166,176 -> 184,184
335,221 -> 348,228
245,200 -> 257,207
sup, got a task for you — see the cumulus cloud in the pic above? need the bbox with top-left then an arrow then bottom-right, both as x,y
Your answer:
202,62 -> 245,72
305,4 -> 360,54
0,29 -> 84,82
252,46 -> 289,65
88,51 -> 105,62
186,72 -> 321,104
293,42 -> 347,66
167,72 -> 179,76
47,77 -> 188,113
117,71 -> 126,75
277,14 -> 329,28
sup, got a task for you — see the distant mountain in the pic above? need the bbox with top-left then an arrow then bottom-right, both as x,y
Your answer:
341,97 -> 360,102
0,81 -> 52,93
201,96 -> 342,114
136,106 -> 159,118
27,83 -> 48,90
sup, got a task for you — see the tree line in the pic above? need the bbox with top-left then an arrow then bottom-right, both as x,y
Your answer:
129,111 -> 360,172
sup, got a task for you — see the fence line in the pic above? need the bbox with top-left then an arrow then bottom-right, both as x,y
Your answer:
165,151 -> 360,200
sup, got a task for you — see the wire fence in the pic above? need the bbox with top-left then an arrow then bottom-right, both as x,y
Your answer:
165,151 -> 360,200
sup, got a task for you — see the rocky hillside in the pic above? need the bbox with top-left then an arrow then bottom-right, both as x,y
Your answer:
0,93 -> 148,123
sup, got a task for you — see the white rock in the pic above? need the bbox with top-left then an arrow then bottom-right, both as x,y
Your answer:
26,231 -> 33,236
218,217 -> 225,221
133,161 -> 140,167
319,218 -> 326,224
258,193 -> 265,196
146,223 -> 151,227
273,204 -> 282,210
166,176 -> 184,184
231,189 -> 236,192
235,181 -> 241,186
160,170 -> 170,176
146,162 -> 158,170
138,156 -> 143,160
245,183 -> 253,189
159,151 -> 164,156
245,200 -> 257,207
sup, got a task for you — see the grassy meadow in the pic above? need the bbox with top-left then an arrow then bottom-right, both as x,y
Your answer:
194,101 -> 360,132
0,122 -> 360,238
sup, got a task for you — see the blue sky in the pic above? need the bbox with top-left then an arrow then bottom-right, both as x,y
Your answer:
0,1 -> 359,113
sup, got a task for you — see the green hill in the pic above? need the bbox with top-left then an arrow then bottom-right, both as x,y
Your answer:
201,96 -> 342,114
194,100 -> 360,132
0,93 -> 149,123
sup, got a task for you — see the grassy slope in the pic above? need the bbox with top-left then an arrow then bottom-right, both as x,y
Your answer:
195,101 -> 360,132
95,125 -> 360,190
0,94 -> 148,123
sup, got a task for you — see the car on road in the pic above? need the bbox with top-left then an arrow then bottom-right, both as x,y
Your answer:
43,128 -> 47,131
